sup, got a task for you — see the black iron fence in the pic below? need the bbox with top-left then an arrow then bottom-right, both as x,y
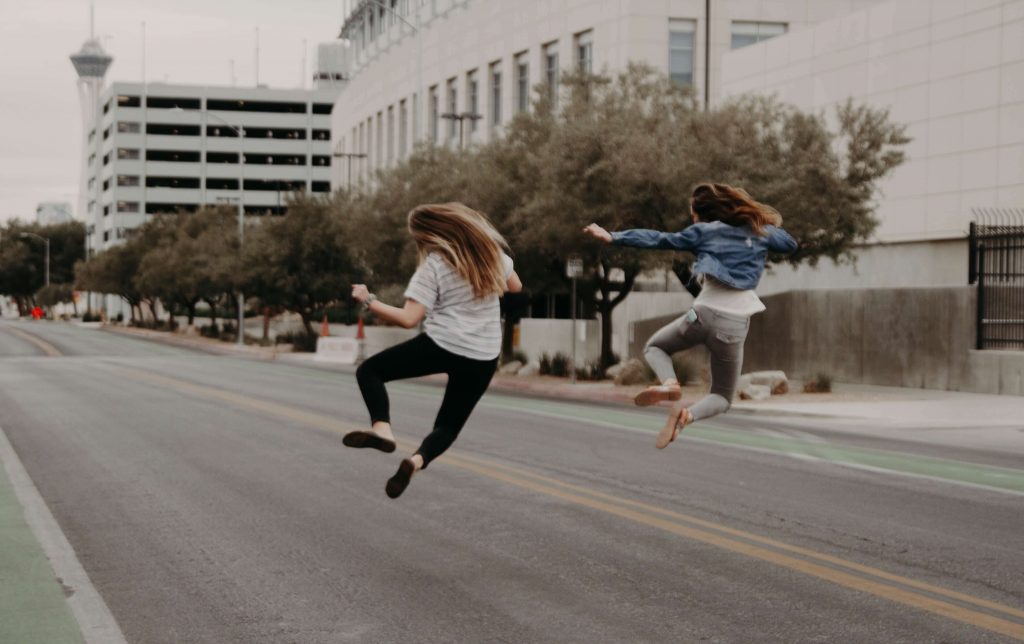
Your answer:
969,208 -> 1024,350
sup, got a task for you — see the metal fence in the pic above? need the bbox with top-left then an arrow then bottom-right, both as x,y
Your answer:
969,208 -> 1024,350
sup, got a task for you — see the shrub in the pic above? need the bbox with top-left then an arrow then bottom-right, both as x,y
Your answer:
538,352 -> 572,377
82,311 -> 101,323
199,323 -> 220,339
803,373 -> 833,393
574,361 -> 605,381
275,330 -> 319,352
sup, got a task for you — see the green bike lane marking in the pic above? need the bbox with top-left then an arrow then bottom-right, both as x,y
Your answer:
0,457 -> 85,644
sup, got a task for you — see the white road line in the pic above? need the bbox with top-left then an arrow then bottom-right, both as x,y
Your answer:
0,425 -> 128,644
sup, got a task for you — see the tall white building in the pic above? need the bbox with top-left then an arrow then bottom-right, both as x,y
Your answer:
85,82 -> 341,253
720,0 -> 1024,291
330,0 -> 885,187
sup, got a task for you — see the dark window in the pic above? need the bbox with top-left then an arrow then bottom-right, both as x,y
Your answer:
312,181 -> 331,193
207,98 -> 306,113
206,178 -> 240,190
312,129 -> 330,140
146,96 -> 201,109
103,205 -> 110,216
117,175 -> 140,186
102,179 -> 110,191
146,123 -> 201,136
205,125 -> 241,138
146,176 -> 201,189
242,179 -> 306,191
233,126 -> 305,140
146,149 -> 201,162
313,103 -> 333,114
145,202 -> 198,214
103,230 -> 110,240
244,205 -> 287,216
312,155 -> 331,166
103,100 -> 110,114
117,95 -> 141,107
206,151 -> 239,164
103,127 -> 110,140
117,148 -> 140,160
117,201 -> 139,213
103,152 -> 110,165
243,154 -> 306,166
117,121 -> 141,133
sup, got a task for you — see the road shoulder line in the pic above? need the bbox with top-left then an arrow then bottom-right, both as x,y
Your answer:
0,424 -> 128,644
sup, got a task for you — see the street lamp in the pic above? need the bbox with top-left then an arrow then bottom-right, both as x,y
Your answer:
332,141 -> 367,190
440,111 -> 483,149
19,232 -> 50,287
170,106 -> 246,345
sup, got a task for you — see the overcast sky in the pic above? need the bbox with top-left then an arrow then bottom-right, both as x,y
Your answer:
0,0 -> 348,223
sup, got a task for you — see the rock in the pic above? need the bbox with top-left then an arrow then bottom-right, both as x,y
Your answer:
604,362 -> 626,379
517,361 -> 540,377
748,370 -> 789,395
614,359 -> 652,386
498,360 -> 523,375
738,383 -> 771,401
737,373 -> 753,392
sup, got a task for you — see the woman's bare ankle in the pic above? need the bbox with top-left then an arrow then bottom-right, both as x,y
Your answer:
372,422 -> 394,439
409,454 -> 424,471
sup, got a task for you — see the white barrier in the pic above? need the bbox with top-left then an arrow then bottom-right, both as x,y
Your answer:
315,337 -> 360,364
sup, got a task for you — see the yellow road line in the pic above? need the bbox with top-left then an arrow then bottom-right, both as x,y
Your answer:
113,365 -> 1024,641
2,326 -> 62,357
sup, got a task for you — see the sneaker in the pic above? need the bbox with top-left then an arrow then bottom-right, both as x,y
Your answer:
634,384 -> 682,407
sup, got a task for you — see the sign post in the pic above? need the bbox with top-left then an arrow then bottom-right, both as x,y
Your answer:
566,255 -> 583,384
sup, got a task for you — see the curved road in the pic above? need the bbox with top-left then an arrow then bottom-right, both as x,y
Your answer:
1,321 -> 1022,643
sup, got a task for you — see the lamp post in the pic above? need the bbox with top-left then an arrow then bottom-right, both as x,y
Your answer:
440,111 -> 483,149
19,232 -> 50,287
170,106 -> 246,345
332,144 -> 368,190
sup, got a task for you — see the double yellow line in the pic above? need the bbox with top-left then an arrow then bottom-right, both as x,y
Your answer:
115,364 -> 1024,641
2,325 -> 62,357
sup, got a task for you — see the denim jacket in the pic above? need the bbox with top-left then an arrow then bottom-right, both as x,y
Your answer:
610,221 -> 797,290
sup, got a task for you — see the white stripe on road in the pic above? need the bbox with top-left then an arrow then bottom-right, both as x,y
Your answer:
0,425 -> 128,644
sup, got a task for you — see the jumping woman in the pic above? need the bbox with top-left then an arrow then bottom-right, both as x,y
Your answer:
346,202 -> 522,498
583,183 -> 797,449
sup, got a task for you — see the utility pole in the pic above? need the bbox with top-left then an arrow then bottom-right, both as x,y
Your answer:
440,111 -> 482,149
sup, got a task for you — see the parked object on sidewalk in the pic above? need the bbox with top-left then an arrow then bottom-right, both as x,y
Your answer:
613,358 -> 652,386
739,384 -> 772,401
747,370 -> 789,395
605,361 -> 627,379
315,337 -> 359,364
517,361 -> 541,377
498,360 -> 523,375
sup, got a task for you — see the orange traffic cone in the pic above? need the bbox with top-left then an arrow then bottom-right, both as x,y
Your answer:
356,313 -> 365,340
320,312 -> 330,337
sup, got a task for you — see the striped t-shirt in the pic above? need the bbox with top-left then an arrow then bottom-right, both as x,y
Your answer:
404,251 -> 514,361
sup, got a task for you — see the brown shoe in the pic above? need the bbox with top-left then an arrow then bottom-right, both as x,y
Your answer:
634,384 -> 683,407
342,430 -> 397,453
656,405 -> 693,449
386,458 -> 417,499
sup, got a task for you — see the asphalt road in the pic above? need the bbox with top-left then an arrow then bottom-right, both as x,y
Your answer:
1,320 -> 1022,643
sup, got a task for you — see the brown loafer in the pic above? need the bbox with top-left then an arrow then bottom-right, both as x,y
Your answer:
656,405 -> 693,449
386,458 -> 417,499
634,384 -> 682,407
342,430 -> 397,453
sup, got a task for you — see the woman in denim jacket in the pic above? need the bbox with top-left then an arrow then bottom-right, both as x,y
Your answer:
584,183 -> 797,449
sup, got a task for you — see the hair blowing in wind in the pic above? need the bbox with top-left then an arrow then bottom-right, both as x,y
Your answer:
407,203 -> 509,299
690,183 -> 782,236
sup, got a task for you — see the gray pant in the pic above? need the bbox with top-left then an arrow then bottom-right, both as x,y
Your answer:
643,305 -> 750,421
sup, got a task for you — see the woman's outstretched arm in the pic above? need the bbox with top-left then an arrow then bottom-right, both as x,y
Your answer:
352,284 -> 427,329
583,223 -> 702,251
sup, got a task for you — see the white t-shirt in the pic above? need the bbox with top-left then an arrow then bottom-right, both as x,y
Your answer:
404,251 -> 514,361
694,275 -> 765,317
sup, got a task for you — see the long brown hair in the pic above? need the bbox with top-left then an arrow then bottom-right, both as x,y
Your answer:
690,183 -> 781,236
408,202 -> 508,299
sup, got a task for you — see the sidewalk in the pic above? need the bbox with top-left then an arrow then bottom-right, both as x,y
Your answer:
99,325 -> 1023,429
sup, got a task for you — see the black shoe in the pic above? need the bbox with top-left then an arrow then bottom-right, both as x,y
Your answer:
386,459 -> 416,499
342,430 -> 396,453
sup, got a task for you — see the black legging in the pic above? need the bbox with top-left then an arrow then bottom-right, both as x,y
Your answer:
355,333 -> 497,467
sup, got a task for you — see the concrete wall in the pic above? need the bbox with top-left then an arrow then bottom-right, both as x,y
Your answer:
515,318 -> 601,365
628,287 -> 1024,395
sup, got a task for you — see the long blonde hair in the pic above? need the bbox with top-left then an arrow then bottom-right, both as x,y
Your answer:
407,202 -> 508,299
690,183 -> 782,236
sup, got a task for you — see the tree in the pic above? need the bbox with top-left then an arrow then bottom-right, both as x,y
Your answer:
0,220 -> 85,315
243,193 -> 359,336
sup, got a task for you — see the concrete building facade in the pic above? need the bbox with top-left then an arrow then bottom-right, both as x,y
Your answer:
330,0 -> 886,188
719,0 -> 1024,292
85,82 -> 341,254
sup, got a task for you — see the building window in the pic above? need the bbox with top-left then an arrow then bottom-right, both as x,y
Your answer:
116,201 -> 140,213
376,112 -> 383,166
88,178 -> 96,190
243,154 -> 307,166
312,155 -> 331,166
575,30 -> 593,73
102,152 -> 110,165
206,178 -> 239,190
312,129 -> 331,141
489,61 -> 502,129
467,69 -> 480,133
669,19 -> 696,86
515,52 -> 529,114
146,123 -> 201,136
207,99 -> 306,113
399,99 -> 408,157
145,202 -> 199,214
146,176 -> 201,189
544,41 -> 560,102
117,95 -> 141,108
102,100 -> 110,115
446,78 -> 458,140
102,127 -> 110,140
146,149 -> 201,163
116,148 -> 140,160
145,96 -> 201,109
312,181 -> 331,193
242,179 -> 306,192
117,121 -> 141,134
429,85 -> 439,143
206,152 -> 239,164
731,21 -> 787,49
117,175 -> 140,187
387,105 -> 395,164
103,230 -> 109,241
102,179 -> 110,191
312,103 -> 333,115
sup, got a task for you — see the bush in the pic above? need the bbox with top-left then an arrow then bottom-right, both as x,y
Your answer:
114,312 -> 124,323
803,373 -> 833,393
275,330 -> 319,352
82,311 -> 102,323
199,323 -> 220,339
574,361 -> 605,381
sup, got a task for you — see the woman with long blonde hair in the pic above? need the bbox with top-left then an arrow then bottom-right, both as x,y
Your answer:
584,183 -> 797,448
346,202 -> 522,498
